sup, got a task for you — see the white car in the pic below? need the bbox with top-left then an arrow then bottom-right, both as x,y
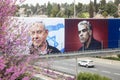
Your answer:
78,59 -> 94,68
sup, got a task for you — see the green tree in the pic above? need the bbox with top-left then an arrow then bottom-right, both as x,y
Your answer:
46,2 -> 52,17
94,0 -> 97,13
99,0 -> 106,10
100,0 -> 106,6
20,4 -> 29,15
61,3 -> 69,18
15,5 -> 20,16
76,3 -> 83,17
77,12 -> 89,18
102,11 -> 108,18
35,3 -> 40,14
30,4 -> 37,15
117,54 -> 120,58
89,0 -> 94,18
51,3 -> 60,17
82,4 -> 89,12
105,1 -> 118,16
40,4 -> 47,15
114,0 -> 120,6
64,3 -> 74,18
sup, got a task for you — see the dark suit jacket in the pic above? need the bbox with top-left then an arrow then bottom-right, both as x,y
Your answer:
29,41 -> 61,55
78,38 -> 102,51
47,44 -> 61,54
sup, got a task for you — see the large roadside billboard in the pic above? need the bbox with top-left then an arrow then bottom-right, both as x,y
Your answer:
65,19 -> 108,52
20,17 -> 65,53
13,18 -> 120,54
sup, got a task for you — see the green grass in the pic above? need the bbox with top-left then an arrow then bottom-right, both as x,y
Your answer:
103,57 -> 120,61
77,72 -> 111,80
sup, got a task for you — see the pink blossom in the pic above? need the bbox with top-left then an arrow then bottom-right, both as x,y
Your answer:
10,72 -> 21,80
22,77 -> 30,80
5,66 -> 14,75
0,57 -> 6,70
0,62 -> 6,70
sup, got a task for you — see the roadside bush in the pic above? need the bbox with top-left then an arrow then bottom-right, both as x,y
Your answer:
117,54 -> 120,58
77,72 -> 111,80
102,11 -> 108,18
104,57 -> 120,61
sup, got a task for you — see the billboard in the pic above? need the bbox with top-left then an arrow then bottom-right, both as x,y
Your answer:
13,18 -> 120,54
17,17 -> 65,54
65,19 -> 108,52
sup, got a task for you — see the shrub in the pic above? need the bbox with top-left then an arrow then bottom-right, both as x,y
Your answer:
117,54 -> 120,58
102,11 -> 108,18
77,72 -> 111,80
104,57 -> 120,61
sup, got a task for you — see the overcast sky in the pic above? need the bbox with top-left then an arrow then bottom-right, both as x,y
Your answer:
19,0 -> 113,5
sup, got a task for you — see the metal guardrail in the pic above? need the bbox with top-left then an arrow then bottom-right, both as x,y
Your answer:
1,48 -> 120,59
38,48 -> 120,59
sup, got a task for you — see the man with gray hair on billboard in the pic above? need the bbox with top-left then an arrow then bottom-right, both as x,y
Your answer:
78,20 -> 102,51
29,21 -> 61,55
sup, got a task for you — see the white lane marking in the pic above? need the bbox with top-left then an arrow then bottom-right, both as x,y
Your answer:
101,70 -> 111,74
53,62 -> 76,67
52,65 -> 75,72
91,68 -> 98,71
61,62 -> 75,66
114,73 -> 120,76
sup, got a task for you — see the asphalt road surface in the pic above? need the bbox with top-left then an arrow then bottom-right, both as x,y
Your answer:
48,58 -> 120,80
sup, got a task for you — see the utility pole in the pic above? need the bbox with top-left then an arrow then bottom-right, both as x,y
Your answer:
75,56 -> 78,80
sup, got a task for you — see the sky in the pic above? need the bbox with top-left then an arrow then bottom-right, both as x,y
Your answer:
19,0 -> 114,6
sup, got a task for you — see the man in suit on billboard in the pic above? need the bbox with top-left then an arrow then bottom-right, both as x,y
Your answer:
78,20 -> 102,51
29,21 -> 61,55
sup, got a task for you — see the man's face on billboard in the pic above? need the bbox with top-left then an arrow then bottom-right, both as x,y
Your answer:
78,25 -> 91,44
30,23 -> 48,47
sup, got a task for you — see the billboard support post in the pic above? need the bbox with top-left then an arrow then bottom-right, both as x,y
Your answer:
75,56 -> 78,80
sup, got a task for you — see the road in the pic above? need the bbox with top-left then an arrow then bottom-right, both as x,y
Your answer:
48,58 -> 120,80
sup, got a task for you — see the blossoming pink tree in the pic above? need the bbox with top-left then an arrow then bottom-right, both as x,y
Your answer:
0,0 -> 75,80
0,0 -> 27,54
0,0 -> 36,79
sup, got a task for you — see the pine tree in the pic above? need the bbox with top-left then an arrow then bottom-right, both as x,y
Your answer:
89,0 -> 94,18
94,0 -> 97,13
100,0 -> 106,7
114,0 -> 120,6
